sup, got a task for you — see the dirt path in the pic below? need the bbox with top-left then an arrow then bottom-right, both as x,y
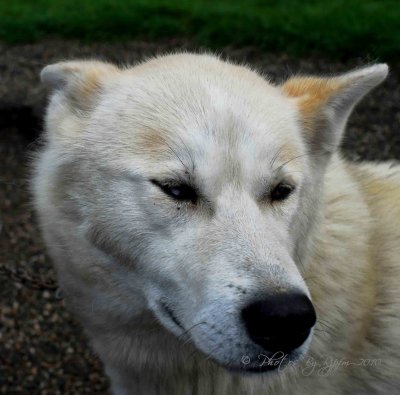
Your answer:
1,40 -> 399,394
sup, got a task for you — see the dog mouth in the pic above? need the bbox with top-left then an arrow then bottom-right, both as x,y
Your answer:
203,348 -> 296,374
158,301 -> 305,376
160,300 -> 185,330
228,363 -> 283,374
231,350 -> 296,374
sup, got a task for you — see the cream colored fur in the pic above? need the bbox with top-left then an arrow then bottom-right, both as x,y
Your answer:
33,54 -> 399,394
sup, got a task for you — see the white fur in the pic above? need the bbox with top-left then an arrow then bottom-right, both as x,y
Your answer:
33,54 -> 399,394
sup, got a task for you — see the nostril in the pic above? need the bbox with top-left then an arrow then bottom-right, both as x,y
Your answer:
241,292 -> 316,353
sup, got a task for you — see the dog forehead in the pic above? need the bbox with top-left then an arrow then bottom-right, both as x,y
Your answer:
100,54 -> 294,126
89,55 -> 303,173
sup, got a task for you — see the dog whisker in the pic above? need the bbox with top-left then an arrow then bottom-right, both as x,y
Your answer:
178,321 -> 208,344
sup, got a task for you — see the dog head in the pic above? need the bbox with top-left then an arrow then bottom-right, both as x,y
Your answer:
39,54 -> 387,372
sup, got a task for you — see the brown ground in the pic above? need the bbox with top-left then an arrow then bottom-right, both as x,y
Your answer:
0,40 -> 399,394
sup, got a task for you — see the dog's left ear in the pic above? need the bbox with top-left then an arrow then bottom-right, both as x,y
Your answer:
41,60 -> 119,112
281,64 -> 388,157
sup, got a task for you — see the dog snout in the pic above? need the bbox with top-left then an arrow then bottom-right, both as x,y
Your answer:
241,292 -> 316,353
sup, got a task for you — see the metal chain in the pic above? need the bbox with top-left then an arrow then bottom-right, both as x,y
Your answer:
0,262 -> 61,295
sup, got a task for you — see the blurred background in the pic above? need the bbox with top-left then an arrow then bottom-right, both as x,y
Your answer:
1,1 -> 399,393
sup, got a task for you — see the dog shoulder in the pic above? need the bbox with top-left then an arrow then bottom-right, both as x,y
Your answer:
348,160 -> 400,376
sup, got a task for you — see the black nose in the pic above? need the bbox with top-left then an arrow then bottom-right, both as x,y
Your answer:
241,293 -> 316,353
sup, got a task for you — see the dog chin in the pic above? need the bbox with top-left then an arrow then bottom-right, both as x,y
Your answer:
211,347 -> 306,375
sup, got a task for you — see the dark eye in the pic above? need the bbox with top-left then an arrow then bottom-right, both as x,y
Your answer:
152,180 -> 198,204
271,182 -> 295,202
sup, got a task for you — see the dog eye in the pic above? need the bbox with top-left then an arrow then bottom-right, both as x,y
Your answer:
270,182 -> 295,202
152,180 -> 198,204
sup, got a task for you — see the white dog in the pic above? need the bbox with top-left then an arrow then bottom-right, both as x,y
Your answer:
33,54 -> 400,394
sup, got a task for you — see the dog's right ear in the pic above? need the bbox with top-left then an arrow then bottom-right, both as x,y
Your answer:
41,60 -> 119,112
281,64 -> 388,160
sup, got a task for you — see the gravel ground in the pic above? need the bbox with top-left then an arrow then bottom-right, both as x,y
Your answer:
1,40 -> 399,394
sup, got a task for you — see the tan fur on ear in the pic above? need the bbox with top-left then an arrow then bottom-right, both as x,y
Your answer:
41,60 -> 119,111
282,77 -> 344,129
